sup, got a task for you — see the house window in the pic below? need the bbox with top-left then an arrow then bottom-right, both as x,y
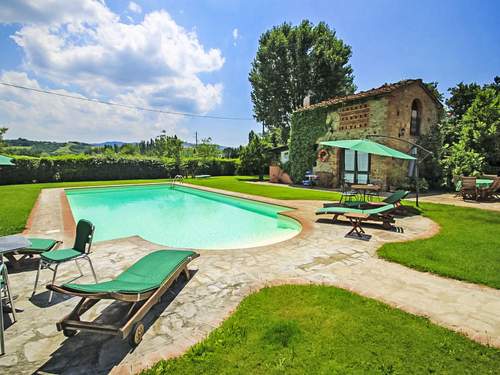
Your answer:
343,149 -> 370,184
410,99 -> 421,136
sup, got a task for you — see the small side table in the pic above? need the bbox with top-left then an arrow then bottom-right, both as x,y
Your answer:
344,212 -> 371,241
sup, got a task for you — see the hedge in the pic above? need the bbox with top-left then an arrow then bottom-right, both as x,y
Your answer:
0,155 -> 239,185
289,107 -> 330,182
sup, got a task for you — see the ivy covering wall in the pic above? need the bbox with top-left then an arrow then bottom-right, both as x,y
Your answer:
289,107 -> 330,182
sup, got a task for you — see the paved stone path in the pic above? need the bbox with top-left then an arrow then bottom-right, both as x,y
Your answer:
411,193 -> 500,212
1,184 -> 499,374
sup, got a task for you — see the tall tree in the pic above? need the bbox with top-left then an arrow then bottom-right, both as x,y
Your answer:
249,20 -> 355,143
442,86 -> 499,177
0,127 -> 7,151
446,82 -> 482,125
239,131 -> 270,180
196,137 -> 221,159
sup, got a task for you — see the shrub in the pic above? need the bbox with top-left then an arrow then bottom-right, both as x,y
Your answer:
0,155 -> 239,185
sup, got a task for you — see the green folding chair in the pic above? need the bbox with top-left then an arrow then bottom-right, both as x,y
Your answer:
32,219 -> 98,303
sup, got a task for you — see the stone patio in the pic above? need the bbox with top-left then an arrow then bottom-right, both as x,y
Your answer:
1,183 -> 499,374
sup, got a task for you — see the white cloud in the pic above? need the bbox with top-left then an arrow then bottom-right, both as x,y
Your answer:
232,28 -> 239,46
0,1 -> 225,141
0,0 -> 115,26
128,1 -> 142,14
0,71 -> 186,142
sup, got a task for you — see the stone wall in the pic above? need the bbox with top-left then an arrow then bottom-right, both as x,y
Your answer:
311,82 -> 440,189
314,97 -> 390,187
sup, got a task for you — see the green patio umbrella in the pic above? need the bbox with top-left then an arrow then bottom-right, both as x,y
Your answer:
0,155 -> 14,166
319,139 -> 415,160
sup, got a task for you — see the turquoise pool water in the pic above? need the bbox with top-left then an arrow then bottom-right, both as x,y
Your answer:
65,184 -> 301,249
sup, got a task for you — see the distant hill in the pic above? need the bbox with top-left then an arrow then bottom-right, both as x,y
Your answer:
91,141 -> 128,147
5,138 -> 93,156
4,138 -> 230,156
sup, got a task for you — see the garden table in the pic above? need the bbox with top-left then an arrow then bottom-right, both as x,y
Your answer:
476,179 -> 494,188
456,178 -> 493,191
344,212 -> 371,241
351,184 -> 381,201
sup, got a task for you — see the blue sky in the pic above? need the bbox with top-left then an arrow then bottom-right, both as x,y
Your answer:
0,0 -> 498,146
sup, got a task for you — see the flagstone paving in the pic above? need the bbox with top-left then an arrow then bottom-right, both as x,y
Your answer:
1,184 -> 499,374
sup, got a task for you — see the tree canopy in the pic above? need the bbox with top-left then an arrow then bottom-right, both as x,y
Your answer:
239,131 -> 270,180
249,20 -> 355,143
441,78 -> 500,177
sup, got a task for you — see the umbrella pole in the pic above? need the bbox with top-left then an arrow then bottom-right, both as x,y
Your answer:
415,148 -> 419,207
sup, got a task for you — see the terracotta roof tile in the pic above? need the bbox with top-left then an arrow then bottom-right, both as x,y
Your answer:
296,79 -> 440,112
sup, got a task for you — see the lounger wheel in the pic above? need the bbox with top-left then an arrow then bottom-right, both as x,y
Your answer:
63,328 -> 77,338
129,321 -> 145,347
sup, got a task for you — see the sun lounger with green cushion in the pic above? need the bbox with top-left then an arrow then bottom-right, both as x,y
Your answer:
367,190 -> 409,207
316,203 -> 397,229
47,249 -> 199,347
323,190 -> 409,209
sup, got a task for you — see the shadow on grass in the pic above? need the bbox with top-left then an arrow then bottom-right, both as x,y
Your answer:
36,270 -> 197,374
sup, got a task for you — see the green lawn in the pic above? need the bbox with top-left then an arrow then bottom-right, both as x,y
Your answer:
378,202 -> 500,289
0,176 -> 340,236
143,285 -> 500,374
187,175 -> 342,200
1,176 -> 499,288
0,178 -> 171,235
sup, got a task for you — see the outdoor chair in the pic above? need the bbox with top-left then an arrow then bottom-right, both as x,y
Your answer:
0,263 -> 16,355
364,190 -> 410,208
324,190 -> 409,210
47,250 -> 199,347
478,177 -> 500,200
316,203 -> 397,229
4,238 -> 61,270
452,175 -> 462,197
366,179 -> 383,201
339,181 -> 359,204
460,176 -> 477,200
32,219 -> 97,303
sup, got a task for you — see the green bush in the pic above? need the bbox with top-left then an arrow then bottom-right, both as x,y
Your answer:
0,155 -> 239,185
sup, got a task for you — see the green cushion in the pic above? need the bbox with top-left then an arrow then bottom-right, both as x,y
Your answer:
20,238 -> 58,254
63,250 -> 196,294
316,204 -> 395,215
383,190 -> 409,204
41,248 -> 82,263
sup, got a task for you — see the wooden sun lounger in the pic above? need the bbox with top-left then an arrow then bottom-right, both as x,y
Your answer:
47,250 -> 199,347
316,204 -> 397,229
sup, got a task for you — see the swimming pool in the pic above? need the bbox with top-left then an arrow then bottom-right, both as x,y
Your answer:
65,184 -> 301,249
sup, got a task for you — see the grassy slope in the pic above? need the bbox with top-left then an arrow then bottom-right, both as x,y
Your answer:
143,285 -> 500,374
378,202 -> 500,289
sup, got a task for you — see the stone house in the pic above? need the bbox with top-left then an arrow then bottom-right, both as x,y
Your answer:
293,79 -> 442,188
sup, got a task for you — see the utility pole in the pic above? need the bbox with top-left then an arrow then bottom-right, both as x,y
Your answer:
195,131 -> 198,148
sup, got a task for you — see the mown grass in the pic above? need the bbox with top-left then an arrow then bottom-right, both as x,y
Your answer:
142,285 -> 500,374
0,179 -> 170,235
378,202 -> 500,289
2,176 -> 499,288
0,176 -> 340,236
186,175 -> 342,201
